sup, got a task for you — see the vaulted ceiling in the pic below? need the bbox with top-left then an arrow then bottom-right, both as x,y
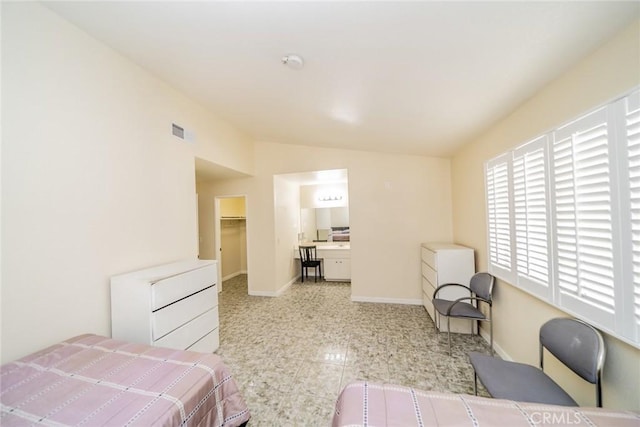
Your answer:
46,1 -> 639,158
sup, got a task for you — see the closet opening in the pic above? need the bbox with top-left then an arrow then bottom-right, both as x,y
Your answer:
214,196 -> 248,292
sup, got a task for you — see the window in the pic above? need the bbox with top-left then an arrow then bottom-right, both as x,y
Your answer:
513,136 -> 551,298
486,154 -> 514,281
485,88 -> 640,347
622,90 -> 640,343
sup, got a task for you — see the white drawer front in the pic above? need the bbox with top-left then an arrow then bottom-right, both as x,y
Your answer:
421,261 -> 437,287
422,276 -> 435,298
151,264 -> 216,310
153,306 -> 219,350
152,286 -> 217,340
421,247 -> 436,268
188,328 -> 219,353
423,291 -> 435,320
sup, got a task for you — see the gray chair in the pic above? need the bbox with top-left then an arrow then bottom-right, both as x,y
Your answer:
432,272 -> 495,355
469,317 -> 606,407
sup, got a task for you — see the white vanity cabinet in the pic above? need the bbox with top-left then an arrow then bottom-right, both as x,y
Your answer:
317,248 -> 351,281
110,259 -> 219,352
421,243 -> 475,333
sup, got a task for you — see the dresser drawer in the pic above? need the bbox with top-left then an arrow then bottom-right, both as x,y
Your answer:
188,328 -> 219,353
422,276 -> 435,298
421,246 -> 436,268
151,264 -> 216,310
154,306 -> 219,350
421,261 -> 437,287
423,290 -> 434,318
152,285 -> 217,340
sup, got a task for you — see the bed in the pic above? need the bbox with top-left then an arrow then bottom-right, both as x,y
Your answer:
332,381 -> 639,427
0,334 -> 250,426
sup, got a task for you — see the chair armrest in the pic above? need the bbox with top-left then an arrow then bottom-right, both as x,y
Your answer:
433,283 -> 471,298
447,296 -> 492,315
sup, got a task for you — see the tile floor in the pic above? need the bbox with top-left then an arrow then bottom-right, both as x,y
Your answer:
216,275 -> 491,426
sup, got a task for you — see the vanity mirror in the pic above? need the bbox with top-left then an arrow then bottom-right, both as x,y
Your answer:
295,170 -> 350,243
300,207 -> 349,242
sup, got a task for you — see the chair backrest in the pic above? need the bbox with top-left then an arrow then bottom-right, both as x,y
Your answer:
539,318 -> 605,385
469,272 -> 495,302
299,245 -> 317,262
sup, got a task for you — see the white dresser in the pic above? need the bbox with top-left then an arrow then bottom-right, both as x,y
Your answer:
110,259 -> 219,352
421,243 -> 475,333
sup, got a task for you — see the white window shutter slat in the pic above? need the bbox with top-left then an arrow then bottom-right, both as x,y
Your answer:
485,154 -> 515,281
512,136 -> 551,297
624,91 -> 640,341
551,106 -> 616,328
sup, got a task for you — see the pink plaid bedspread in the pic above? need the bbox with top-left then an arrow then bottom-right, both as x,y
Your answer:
333,381 -> 639,427
0,334 -> 250,426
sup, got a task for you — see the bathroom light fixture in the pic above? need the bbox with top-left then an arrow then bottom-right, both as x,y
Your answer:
318,195 -> 343,202
281,54 -> 304,70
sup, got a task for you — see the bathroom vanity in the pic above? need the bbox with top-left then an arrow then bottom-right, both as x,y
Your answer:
317,245 -> 351,281
295,244 -> 351,281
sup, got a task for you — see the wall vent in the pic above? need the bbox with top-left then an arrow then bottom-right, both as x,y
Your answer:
172,123 -> 185,139
172,123 -> 195,142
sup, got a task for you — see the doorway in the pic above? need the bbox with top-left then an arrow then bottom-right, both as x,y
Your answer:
214,196 -> 248,292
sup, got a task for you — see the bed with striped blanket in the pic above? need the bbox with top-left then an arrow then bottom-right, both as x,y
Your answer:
332,381 -> 638,427
0,334 -> 250,426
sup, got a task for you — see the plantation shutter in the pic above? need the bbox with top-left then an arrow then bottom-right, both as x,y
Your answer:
551,106 -> 616,328
512,136 -> 551,297
624,91 -> 640,341
485,154 -> 514,281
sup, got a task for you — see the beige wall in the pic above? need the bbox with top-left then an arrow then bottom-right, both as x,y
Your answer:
1,3 -> 253,362
274,176 -> 302,289
202,142 -> 453,301
220,197 -> 246,218
451,20 -> 640,410
195,181 -> 217,261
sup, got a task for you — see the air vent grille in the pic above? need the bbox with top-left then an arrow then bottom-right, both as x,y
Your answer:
172,123 -> 185,139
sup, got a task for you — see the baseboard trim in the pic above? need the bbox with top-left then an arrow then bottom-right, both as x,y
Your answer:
222,271 -> 247,282
275,277 -> 296,296
248,276 -> 296,298
248,290 -> 276,297
351,296 -> 423,305
478,327 -> 511,360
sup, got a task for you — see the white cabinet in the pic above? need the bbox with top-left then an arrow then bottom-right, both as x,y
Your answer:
318,248 -> 351,281
421,243 -> 475,333
110,260 -> 219,352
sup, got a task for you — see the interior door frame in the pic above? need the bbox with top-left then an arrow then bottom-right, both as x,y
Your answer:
214,194 -> 248,293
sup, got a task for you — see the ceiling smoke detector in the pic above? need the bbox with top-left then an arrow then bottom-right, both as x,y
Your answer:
281,54 -> 304,70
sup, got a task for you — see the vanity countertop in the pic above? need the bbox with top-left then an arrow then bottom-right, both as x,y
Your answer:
298,244 -> 350,250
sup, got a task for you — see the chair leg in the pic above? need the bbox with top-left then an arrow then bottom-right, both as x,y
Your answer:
314,266 -> 318,282
490,320 -> 493,356
474,371 -> 478,396
447,317 -> 452,356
